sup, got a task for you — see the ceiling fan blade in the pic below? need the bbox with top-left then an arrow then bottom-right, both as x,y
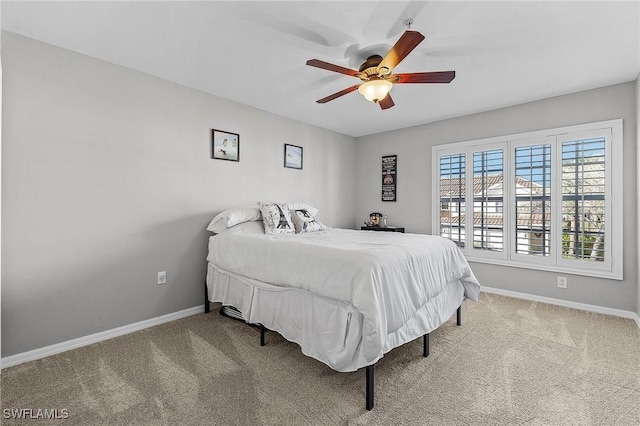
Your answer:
378,93 -> 395,110
316,84 -> 360,104
393,71 -> 456,84
306,59 -> 360,77
378,30 -> 425,72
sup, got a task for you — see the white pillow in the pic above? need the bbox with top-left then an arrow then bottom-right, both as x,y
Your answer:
290,208 -> 326,233
214,220 -> 265,235
286,202 -> 319,217
207,206 -> 261,232
258,202 -> 295,234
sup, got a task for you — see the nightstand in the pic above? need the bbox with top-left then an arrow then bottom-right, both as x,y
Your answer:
360,226 -> 405,233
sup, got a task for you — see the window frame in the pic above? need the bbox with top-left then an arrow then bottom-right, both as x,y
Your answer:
432,119 -> 623,280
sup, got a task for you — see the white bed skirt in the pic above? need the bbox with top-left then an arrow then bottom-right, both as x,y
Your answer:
206,262 -> 464,372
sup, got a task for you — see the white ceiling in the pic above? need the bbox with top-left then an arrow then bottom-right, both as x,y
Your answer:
2,1 -> 639,137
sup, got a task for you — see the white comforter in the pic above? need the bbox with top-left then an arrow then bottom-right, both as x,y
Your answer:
207,226 -> 480,363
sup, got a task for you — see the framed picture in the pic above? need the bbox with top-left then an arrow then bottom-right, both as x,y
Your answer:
284,144 -> 303,170
211,129 -> 239,162
382,155 -> 397,201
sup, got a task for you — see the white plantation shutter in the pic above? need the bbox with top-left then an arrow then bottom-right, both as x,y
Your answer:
439,153 -> 466,248
472,149 -> 504,252
562,136 -> 609,264
514,144 -> 552,257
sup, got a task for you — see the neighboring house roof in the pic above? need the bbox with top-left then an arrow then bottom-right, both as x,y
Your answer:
439,174 -> 605,227
440,175 -> 544,197
440,211 -> 551,228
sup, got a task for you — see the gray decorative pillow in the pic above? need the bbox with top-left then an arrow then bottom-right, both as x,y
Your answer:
291,209 -> 326,233
258,202 -> 295,234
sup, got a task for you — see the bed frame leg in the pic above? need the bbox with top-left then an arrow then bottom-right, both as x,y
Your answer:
365,364 -> 374,411
260,324 -> 266,346
423,333 -> 430,357
204,281 -> 210,314
457,305 -> 462,326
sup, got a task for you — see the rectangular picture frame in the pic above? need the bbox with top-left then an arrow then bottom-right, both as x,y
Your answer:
211,129 -> 240,162
284,144 -> 303,170
382,154 -> 397,202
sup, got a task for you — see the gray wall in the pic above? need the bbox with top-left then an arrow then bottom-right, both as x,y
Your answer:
637,74 -> 640,318
1,32 -> 357,357
356,82 -> 638,312
0,22 -> 4,362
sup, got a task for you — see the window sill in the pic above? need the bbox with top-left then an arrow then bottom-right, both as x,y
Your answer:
465,256 -> 623,281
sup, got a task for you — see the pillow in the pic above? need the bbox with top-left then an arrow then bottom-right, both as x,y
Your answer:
213,220 -> 265,235
290,208 -> 326,233
286,202 -> 319,217
258,202 -> 295,234
207,206 -> 261,232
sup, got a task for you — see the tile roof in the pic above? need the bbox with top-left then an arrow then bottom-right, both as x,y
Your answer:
440,211 -> 551,227
440,175 -> 544,196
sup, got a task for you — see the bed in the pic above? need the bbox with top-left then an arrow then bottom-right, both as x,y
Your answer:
204,204 -> 480,410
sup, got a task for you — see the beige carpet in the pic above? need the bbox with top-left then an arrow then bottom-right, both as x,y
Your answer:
2,293 -> 639,425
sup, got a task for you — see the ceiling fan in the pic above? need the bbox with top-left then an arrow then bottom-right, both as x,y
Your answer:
306,23 -> 455,110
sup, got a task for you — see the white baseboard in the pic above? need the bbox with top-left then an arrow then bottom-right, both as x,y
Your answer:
1,305 -> 204,369
481,286 -> 640,330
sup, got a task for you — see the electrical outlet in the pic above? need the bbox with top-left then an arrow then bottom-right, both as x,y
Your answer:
158,271 -> 167,285
557,276 -> 567,289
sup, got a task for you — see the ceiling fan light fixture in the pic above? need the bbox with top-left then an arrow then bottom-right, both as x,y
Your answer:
358,79 -> 393,103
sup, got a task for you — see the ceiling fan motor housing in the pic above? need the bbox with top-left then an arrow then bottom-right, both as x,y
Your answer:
358,55 -> 388,78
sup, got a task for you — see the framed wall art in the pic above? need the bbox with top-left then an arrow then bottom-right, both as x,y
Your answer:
211,129 -> 239,162
284,144 -> 303,170
382,155 -> 397,201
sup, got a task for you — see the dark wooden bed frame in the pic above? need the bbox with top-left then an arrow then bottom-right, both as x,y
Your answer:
204,282 -> 462,410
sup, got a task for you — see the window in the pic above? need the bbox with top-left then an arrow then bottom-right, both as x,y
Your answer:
432,120 -> 622,280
